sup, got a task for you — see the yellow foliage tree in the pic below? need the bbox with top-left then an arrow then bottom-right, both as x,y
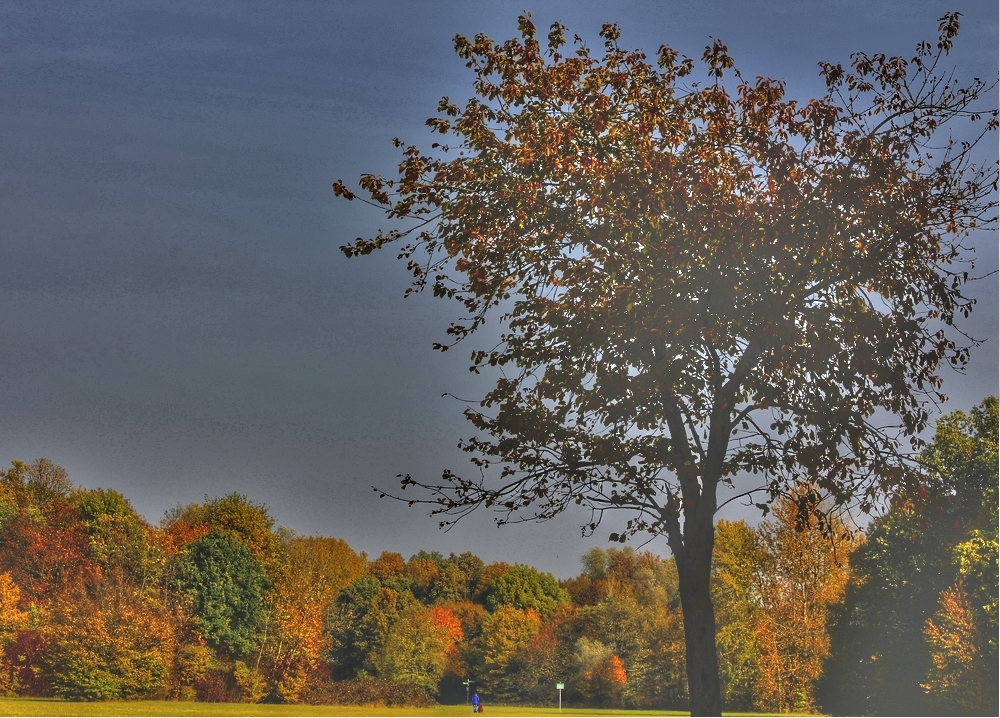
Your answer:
0,573 -> 27,642
478,606 -> 541,701
373,605 -> 452,692
258,535 -> 366,702
712,520 -> 764,710
752,493 -> 857,713
43,589 -> 175,701
0,573 -> 28,694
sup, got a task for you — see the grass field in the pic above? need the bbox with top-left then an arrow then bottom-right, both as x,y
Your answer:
0,699 -> 762,717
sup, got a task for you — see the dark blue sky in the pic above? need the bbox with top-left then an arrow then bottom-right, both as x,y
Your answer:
1,0 -> 996,577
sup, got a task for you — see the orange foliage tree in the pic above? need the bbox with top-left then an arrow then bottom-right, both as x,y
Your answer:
0,573 -> 28,694
921,527 -> 999,715
258,535 -> 366,702
369,551 -> 405,581
713,507 -> 858,713
440,599 -> 486,683
430,604 -> 465,676
741,494 -> 856,713
0,501 -> 101,608
585,653 -> 627,705
922,584 -> 991,713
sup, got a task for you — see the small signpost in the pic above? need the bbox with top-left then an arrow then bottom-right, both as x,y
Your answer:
556,682 -> 564,712
463,679 -> 475,707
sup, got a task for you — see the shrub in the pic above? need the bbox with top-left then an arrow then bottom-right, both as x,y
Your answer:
301,675 -> 436,707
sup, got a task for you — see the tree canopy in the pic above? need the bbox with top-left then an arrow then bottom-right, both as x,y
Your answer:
336,13 -> 996,714
485,564 -> 570,617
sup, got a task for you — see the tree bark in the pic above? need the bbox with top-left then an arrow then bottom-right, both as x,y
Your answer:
675,511 -> 722,716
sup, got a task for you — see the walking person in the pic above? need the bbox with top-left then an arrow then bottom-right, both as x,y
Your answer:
472,691 -> 480,713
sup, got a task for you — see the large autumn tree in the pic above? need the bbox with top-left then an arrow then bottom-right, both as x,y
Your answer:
335,14 -> 996,714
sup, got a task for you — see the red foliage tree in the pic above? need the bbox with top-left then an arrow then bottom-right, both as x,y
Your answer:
3,630 -> 50,697
0,502 -> 100,607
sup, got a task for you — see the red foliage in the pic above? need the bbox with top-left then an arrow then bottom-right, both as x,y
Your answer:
0,502 -> 100,606
430,605 -> 464,643
431,605 -> 465,676
584,653 -> 627,705
3,630 -> 50,696
194,666 -> 235,703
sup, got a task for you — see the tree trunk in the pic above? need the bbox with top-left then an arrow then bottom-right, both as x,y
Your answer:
676,512 -> 722,716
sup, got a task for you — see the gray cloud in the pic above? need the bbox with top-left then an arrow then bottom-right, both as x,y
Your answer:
0,0 -> 995,577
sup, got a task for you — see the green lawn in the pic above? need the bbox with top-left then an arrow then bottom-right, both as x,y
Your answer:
0,699 -> 712,717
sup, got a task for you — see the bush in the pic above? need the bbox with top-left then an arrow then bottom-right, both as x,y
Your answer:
2,631 -> 50,697
301,675 -> 436,707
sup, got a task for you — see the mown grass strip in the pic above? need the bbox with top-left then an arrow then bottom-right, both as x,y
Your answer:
0,699 -> 699,717
0,699 -> 799,717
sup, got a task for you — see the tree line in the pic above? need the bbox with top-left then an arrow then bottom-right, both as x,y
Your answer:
0,397 -> 994,714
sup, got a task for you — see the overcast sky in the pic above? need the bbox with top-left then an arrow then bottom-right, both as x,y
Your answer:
1,0 -> 996,577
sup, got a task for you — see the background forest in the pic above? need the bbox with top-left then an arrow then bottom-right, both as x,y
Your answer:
0,398 -> 994,715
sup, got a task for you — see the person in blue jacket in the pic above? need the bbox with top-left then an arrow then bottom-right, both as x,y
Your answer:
472,691 -> 480,713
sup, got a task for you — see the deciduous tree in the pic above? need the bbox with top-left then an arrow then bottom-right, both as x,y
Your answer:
404,554 -> 442,602
476,605 -> 541,701
1,459 -> 74,509
711,520 -> 763,710
73,488 -> 160,591
921,527 -> 998,715
2,630 -> 49,697
0,573 -> 27,644
922,581 -> 995,714
580,650 -> 627,706
752,493 -> 856,713
42,589 -> 174,701
177,494 -> 282,574
431,552 -> 485,605
326,575 -> 417,679
0,501 -> 100,607
258,535 -> 366,701
484,564 -> 570,617
820,396 -> 998,715
575,548 -> 686,709
0,573 -> 28,695
373,605 -> 452,692
336,13 -> 996,713
369,551 -> 405,582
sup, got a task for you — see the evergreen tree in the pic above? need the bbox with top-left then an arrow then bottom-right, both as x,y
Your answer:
176,529 -> 270,658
